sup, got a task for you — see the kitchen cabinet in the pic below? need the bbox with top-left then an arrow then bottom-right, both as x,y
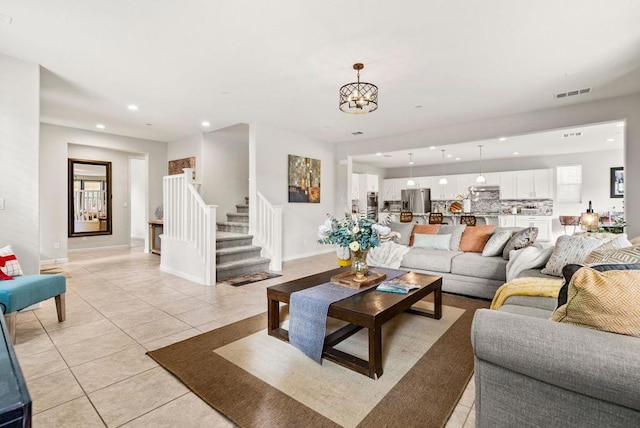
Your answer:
413,176 -> 434,191
481,172 -> 500,186
351,174 -> 360,200
455,174 -> 476,196
515,169 -> 553,199
499,215 -> 517,227
499,171 -> 517,199
432,176 -> 457,200
515,216 -> 552,241
382,178 -> 405,201
360,174 -> 379,193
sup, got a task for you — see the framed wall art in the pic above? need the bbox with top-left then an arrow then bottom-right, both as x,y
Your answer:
288,154 -> 321,203
610,167 -> 624,198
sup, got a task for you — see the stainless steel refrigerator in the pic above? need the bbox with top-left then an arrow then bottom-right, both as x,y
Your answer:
401,188 -> 431,213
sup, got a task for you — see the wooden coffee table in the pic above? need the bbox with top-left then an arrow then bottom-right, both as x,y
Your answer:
267,268 -> 442,379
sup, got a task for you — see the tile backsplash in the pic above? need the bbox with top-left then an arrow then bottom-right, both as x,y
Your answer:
431,198 -> 553,215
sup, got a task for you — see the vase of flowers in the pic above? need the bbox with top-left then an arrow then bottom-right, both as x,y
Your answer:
317,214 -> 383,281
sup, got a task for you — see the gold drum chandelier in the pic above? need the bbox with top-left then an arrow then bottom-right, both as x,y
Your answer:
339,63 -> 378,114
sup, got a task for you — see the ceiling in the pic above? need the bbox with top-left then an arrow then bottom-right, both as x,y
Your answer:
1,1 -> 640,143
352,121 -> 625,168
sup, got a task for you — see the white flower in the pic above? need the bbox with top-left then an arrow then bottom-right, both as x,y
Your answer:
353,226 -> 360,234
372,224 -> 391,236
349,241 -> 360,252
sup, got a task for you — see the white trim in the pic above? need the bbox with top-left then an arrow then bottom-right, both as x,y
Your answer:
282,247 -> 334,262
159,264 -> 206,285
40,258 -> 69,266
67,244 -> 130,253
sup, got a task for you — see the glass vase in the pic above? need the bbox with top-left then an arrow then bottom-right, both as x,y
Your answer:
351,249 -> 369,282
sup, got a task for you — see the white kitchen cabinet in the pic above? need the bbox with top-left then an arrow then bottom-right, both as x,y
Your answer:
455,174 -> 476,197
360,174 -> 379,193
414,176 -> 434,191
481,172 -> 500,186
515,216 -> 552,241
499,215 -> 517,227
351,173 -> 360,200
499,171 -> 517,199
431,176 -> 456,200
382,179 -> 396,201
515,169 -> 553,199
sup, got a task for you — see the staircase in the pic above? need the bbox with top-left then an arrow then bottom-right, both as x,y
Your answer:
216,198 -> 271,280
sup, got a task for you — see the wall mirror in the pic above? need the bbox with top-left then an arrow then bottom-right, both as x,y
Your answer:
68,158 -> 112,237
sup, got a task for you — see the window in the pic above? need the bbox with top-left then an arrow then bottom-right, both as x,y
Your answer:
556,165 -> 582,203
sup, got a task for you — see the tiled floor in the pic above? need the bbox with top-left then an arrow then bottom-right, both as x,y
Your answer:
12,247 -> 475,427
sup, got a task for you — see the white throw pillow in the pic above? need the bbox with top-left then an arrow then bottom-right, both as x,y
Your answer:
482,230 -> 512,257
413,234 -> 451,251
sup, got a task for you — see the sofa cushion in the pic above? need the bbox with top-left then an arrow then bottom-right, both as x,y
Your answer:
482,230 -> 512,257
558,263 -> 640,307
551,266 -> 640,337
401,248 -> 462,273
451,252 -> 507,281
409,224 -> 439,246
541,235 -> 606,277
584,244 -> 640,265
413,233 -> 451,250
437,225 -> 466,251
459,225 -> 496,253
0,274 -> 66,313
502,227 -> 538,260
388,222 -> 415,246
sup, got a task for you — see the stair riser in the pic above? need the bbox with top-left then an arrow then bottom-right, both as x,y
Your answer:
216,237 -> 253,249
236,205 -> 249,214
226,214 -> 249,223
217,249 -> 262,264
217,224 -> 249,233
217,261 -> 271,281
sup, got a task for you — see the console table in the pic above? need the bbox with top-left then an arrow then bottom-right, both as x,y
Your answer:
149,220 -> 163,255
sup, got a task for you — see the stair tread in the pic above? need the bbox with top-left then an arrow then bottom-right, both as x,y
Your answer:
217,221 -> 249,226
235,204 -> 249,208
216,232 -> 252,241
227,212 -> 249,216
216,245 -> 261,255
216,257 -> 270,270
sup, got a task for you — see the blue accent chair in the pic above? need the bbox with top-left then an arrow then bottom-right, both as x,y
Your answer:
0,275 -> 66,344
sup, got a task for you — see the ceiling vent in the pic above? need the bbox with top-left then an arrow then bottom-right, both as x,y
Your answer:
562,132 -> 583,138
351,131 -> 364,135
555,88 -> 591,99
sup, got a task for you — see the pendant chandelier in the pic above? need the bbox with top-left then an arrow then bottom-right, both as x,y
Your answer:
476,145 -> 486,183
439,150 -> 448,185
339,63 -> 379,114
407,153 -> 415,186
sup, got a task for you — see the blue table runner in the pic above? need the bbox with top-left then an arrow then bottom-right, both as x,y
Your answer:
288,267 -> 407,363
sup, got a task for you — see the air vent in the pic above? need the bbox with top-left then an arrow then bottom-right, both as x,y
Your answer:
555,88 -> 591,99
351,131 -> 364,135
562,132 -> 583,138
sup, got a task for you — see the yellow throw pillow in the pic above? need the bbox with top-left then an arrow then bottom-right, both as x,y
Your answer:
584,244 -> 640,265
551,267 -> 640,337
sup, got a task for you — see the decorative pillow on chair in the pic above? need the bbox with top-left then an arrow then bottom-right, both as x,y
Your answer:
584,244 -> 640,265
502,227 -> 538,260
459,225 -> 496,253
482,230 -> 512,257
540,235 -> 605,277
0,245 -> 23,280
551,266 -> 640,338
409,224 -> 440,246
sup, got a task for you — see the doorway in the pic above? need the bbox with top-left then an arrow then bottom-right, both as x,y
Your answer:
130,158 -> 146,247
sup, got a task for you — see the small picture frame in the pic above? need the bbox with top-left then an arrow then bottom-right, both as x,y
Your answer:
610,167 -> 624,198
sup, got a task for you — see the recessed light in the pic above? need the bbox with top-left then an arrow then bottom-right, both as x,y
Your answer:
499,137 -> 507,141
201,121 -> 211,127
455,157 -> 461,161
513,152 -> 519,155
127,104 -> 139,111
96,123 -> 105,129
375,153 -> 382,156
616,122 -> 624,127
607,138 -> 615,142
429,146 -> 436,150
446,154 -> 452,158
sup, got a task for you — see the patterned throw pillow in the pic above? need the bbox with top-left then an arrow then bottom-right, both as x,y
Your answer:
558,263 -> 640,307
551,267 -> 640,338
0,245 -> 24,280
502,227 -> 538,260
584,244 -> 640,265
482,230 -> 512,257
540,235 -> 605,277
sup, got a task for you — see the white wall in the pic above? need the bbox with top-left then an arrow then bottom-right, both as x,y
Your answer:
252,124 -> 336,260
40,123 -> 167,260
337,93 -> 640,238
167,133 -> 203,182
130,158 -> 146,239
202,124 -> 249,222
0,54 -> 40,274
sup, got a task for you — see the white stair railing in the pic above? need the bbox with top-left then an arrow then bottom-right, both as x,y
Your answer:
162,168 -> 217,285
255,191 -> 283,271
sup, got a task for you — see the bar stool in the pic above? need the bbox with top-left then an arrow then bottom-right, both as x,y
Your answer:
460,215 -> 477,226
559,215 -> 581,235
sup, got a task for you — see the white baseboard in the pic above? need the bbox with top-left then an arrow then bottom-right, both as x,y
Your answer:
67,244 -> 130,253
40,258 -> 69,266
283,247 -> 334,262
159,265 -> 210,286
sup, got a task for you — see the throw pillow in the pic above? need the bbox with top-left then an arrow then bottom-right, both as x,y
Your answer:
595,234 -> 631,251
558,263 -> 640,307
551,267 -> 640,338
388,222 -> 415,246
437,225 -> 466,251
502,227 -> 538,260
459,225 -> 496,253
0,245 -> 23,280
412,234 -> 451,251
409,224 -> 440,246
482,230 -> 512,257
584,244 -> 640,265
541,235 -> 606,277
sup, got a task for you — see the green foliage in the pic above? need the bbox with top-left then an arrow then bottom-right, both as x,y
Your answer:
317,214 -> 381,250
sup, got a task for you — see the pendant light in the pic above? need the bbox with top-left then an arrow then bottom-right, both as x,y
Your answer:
438,150 -> 448,185
339,63 -> 379,114
406,153 -> 415,186
476,144 -> 486,183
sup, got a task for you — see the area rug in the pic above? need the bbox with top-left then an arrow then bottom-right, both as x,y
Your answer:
221,271 -> 281,286
148,293 -> 488,428
39,266 -> 71,278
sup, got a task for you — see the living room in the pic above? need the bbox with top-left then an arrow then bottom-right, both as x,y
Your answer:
1,1 -> 640,427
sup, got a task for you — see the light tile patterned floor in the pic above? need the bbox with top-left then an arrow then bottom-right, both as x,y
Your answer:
11,247 -> 475,427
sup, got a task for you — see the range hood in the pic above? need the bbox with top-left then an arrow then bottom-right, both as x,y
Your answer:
470,185 -> 500,192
